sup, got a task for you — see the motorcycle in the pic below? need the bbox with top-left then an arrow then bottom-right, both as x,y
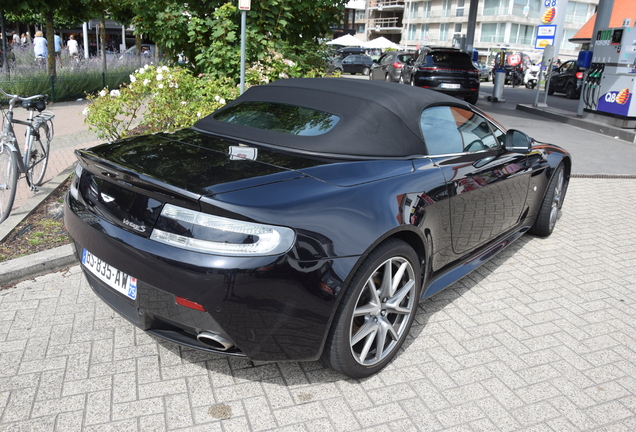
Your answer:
524,65 -> 541,89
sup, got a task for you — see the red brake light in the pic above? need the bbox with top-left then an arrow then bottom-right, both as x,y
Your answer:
393,61 -> 403,69
576,72 -> 584,79
175,296 -> 207,312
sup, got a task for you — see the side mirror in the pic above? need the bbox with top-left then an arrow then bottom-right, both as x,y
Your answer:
505,129 -> 533,153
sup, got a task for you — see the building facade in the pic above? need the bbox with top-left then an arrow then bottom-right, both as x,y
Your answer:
352,0 -> 598,61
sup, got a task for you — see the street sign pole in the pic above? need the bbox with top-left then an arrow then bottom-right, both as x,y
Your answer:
239,0 -> 251,94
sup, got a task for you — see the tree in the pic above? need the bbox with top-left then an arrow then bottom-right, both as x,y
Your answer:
128,0 -> 346,77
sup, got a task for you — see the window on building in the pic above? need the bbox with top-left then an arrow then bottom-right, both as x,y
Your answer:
511,0 -> 541,18
509,24 -> 535,45
456,0 -> 465,17
440,23 -> 449,42
408,24 -> 419,41
442,0 -> 451,18
566,2 -> 591,24
480,23 -> 505,43
355,10 -> 365,21
357,24 -> 365,34
561,29 -> 579,50
409,2 -> 419,19
422,1 -> 432,19
422,24 -> 430,41
483,0 -> 506,16
454,23 -> 462,34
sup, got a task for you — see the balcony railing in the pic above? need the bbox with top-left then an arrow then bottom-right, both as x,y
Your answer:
371,17 -> 402,29
370,0 -> 405,9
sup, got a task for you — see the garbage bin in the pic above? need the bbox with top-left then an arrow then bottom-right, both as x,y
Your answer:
488,68 -> 506,102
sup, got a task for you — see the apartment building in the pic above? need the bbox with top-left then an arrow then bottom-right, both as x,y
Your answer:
361,0 -> 598,61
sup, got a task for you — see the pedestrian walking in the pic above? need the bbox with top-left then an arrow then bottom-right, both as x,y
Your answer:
67,35 -> 79,63
54,33 -> 62,64
33,31 -> 47,66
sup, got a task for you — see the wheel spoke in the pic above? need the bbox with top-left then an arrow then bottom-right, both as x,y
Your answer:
385,280 -> 415,315
390,261 -> 409,297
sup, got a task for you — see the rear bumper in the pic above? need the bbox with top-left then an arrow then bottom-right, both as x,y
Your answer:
65,193 -> 358,362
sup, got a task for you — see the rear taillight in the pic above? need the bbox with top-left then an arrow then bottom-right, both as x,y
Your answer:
576,72 -> 584,79
393,62 -> 403,69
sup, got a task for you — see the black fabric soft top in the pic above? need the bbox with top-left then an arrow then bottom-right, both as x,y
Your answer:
193,78 -> 469,159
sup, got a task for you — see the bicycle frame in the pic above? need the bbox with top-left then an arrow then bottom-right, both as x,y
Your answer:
1,91 -> 54,189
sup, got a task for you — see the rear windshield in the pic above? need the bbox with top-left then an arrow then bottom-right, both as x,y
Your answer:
213,102 -> 340,136
426,52 -> 474,68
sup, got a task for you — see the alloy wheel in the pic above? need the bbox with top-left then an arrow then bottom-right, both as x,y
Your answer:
349,256 -> 416,366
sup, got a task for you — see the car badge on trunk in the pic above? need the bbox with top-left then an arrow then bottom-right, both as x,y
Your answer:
100,192 -> 115,203
122,218 -> 147,233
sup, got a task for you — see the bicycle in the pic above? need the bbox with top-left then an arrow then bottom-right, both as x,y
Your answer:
0,88 -> 55,223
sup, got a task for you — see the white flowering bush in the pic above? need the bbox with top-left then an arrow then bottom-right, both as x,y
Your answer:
245,50 -> 302,86
84,64 -> 238,141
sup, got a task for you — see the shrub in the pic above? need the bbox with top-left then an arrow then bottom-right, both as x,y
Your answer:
83,64 -> 239,142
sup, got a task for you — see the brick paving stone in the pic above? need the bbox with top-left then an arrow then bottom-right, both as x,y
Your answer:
1,178 -> 636,431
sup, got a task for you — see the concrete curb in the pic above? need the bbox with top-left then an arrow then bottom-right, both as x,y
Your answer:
0,243 -> 78,286
516,103 -> 636,143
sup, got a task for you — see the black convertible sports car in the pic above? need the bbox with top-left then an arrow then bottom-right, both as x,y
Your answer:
65,78 -> 571,378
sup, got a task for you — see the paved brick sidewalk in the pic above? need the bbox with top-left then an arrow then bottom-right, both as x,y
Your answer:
1,177 -> 635,431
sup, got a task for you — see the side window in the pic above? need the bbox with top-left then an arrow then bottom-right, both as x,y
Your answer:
421,106 -> 500,155
379,54 -> 391,65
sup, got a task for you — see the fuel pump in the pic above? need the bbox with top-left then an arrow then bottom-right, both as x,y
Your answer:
587,27 -> 636,123
487,51 -> 506,102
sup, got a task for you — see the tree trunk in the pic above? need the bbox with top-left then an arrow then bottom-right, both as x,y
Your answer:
45,10 -> 56,78
1,12 -> 8,79
100,18 -> 107,75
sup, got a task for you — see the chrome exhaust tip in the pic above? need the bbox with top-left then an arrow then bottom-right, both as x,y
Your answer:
196,331 -> 234,351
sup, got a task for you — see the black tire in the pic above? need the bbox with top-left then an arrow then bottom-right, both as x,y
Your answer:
398,75 -> 404,84
547,84 -> 555,96
362,67 -> 370,76
529,164 -> 567,237
384,73 -> 391,82
410,76 -> 415,86
525,81 -> 536,89
321,238 -> 421,378
464,93 -> 479,105
0,144 -> 19,223
565,83 -> 577,99
334,68 -> 342,74
27,123 -> 51,187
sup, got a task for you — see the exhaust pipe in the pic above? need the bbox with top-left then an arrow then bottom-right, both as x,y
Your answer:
197,331 -> 234,351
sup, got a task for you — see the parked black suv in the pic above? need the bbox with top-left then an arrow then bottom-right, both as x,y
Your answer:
548,60 -> 585,99
400,47 -> 480,104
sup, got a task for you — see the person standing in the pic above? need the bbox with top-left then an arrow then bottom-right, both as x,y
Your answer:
33,31 -> 47,64
12,31 -> 20,46
20,33 -> 27,47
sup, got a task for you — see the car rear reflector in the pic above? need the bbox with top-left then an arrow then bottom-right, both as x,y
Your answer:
393,62 -> 403,69
175,296 -> 207,312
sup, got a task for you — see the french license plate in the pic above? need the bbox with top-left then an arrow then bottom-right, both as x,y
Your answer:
440,83 -> 461,89
81,249 -> 137,300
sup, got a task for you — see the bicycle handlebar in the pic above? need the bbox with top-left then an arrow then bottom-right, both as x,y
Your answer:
0,88 -> 49,104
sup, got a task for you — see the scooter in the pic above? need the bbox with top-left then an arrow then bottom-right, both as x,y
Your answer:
524,65 -> 540,89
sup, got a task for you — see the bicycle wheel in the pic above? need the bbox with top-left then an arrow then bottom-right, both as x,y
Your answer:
0,143 -> 19,223
27,123 -> 51,187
